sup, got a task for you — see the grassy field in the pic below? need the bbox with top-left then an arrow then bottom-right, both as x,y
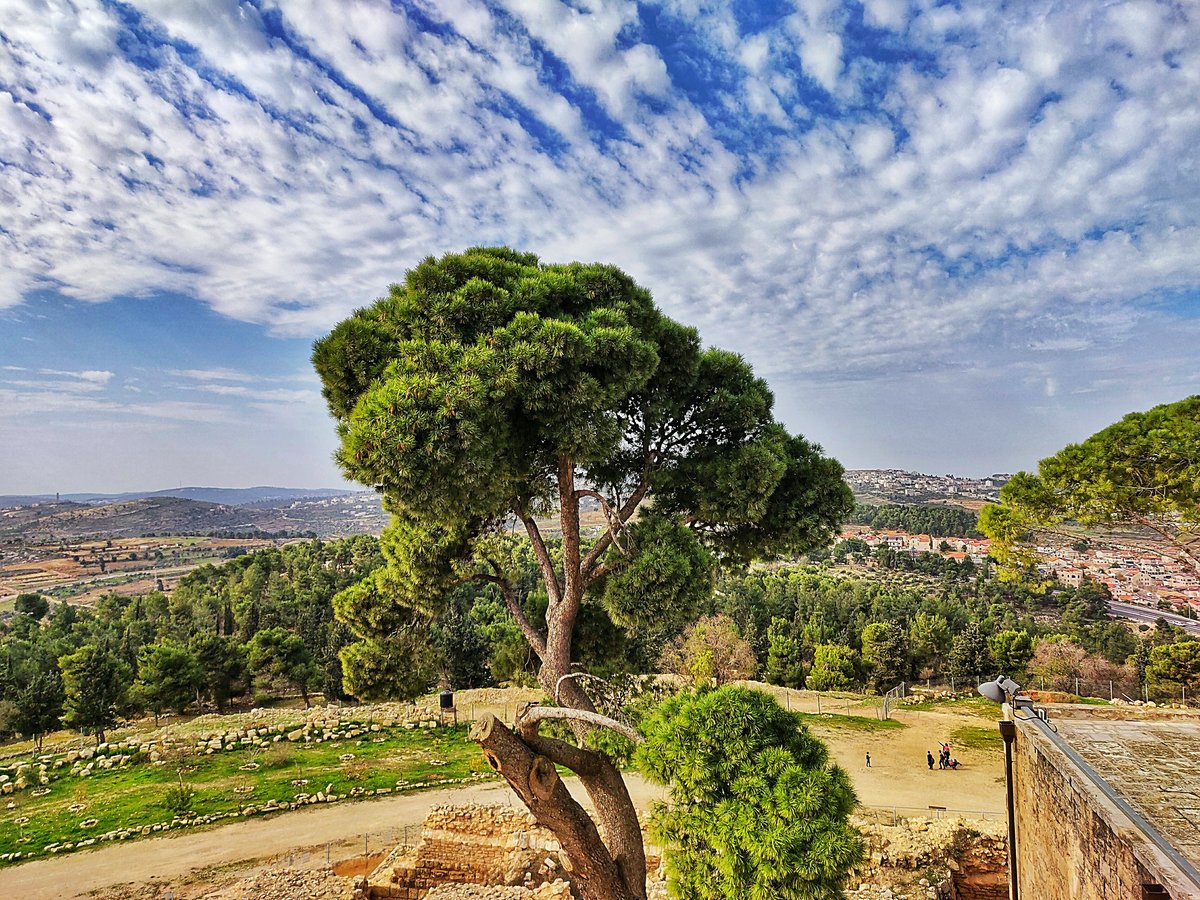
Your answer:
0,724 -> 492,865
903,695 -> 1003,719
795,711 -> 906,733
949,724 -> 1003,752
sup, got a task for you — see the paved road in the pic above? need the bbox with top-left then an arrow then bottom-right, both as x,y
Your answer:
0,776 -> 664,900
1108,600 -> 1200,635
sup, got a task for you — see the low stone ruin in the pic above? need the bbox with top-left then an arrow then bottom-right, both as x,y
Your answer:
364,804 -> 570,899
848,814 -> 1008,900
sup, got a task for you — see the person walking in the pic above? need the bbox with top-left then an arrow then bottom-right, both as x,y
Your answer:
927,750 -> 935,770
865,752 -> 872,768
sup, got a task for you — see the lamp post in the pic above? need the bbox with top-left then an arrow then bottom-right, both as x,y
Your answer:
978,677 -> 1029,900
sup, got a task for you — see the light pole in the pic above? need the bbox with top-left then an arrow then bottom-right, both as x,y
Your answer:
978,676 -> 1031,900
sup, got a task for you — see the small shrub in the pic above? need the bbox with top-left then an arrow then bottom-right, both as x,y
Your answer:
164,775 -> 196,815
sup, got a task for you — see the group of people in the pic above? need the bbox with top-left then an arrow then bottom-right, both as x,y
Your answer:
927,743 -> 959,770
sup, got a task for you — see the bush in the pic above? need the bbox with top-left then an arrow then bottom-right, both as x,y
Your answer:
163,776 -> 196,815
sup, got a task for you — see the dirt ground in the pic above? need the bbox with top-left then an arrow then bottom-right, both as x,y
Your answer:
0,692 -> 1005,899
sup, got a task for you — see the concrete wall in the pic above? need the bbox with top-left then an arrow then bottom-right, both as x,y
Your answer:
1012,718 -> 1192,899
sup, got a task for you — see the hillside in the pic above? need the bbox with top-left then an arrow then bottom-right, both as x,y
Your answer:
0,493 -> 388,539
0,486 -> 353,507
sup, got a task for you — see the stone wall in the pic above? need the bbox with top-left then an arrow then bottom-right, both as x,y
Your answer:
849,815 -> 1007,900
368,804 -> 567,900
1012,717 -> 1192,899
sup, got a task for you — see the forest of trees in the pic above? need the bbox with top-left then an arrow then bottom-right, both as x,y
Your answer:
844,502 -> 980,537
5,532 -> 1196,750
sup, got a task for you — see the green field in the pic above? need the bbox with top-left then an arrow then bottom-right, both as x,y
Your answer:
0,724 -> 492,865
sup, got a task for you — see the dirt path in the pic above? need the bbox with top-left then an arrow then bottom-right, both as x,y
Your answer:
0,704 -> 1005,899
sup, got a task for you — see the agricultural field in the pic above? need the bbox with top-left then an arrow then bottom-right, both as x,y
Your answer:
0,535 -> 274,607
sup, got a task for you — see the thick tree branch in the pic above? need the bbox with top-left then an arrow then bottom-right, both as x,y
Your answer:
516,504 -> 563,607
514,706 -> 648,899
518,706 -> 644,745
559,455 -> 582,610
1127,512 -> 1200,575
471,715 -> 645,900
475,571 -> 547,660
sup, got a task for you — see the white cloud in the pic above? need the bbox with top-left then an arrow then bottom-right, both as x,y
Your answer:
0,0 -> 1198,476
37,368 -> 114,383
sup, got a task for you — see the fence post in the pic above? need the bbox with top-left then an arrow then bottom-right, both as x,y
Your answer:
1075,676 -> 1080,697
1110,681 -> 1113,701
816,693 -> 822,714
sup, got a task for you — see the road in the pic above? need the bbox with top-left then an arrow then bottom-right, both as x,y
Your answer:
1108,600 -> 1200,635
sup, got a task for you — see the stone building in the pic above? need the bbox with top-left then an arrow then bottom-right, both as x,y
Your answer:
1011,706 -> 1200,899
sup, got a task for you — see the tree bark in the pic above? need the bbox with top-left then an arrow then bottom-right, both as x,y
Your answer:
472,460 -> 648,900
472,715 -> 646,900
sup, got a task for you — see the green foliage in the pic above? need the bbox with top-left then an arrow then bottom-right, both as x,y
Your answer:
189,634 -> 246,712
982,396 -> 1200,576
163,775 -> 196,815
11,670 -> 64,750
807,644 -> 856,691
907,612 -> 951,676
59,643 -> 132,744
636,687 -> 863,900
600,512 -> 714,631
847,503 -> 980,537
137,640 -> 203,717
339,633 -> 438,702
1146,641 -> 1200,693
659,615 -> 757,687
861,622 -> 908,693
14,593 -> 50,620
947,623 -> 992,681
247,628 -> 317,706
765,617 -> 806,688
988,630 -> 1034,678
313,246 -> 852,686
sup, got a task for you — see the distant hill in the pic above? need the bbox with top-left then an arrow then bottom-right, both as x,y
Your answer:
0,486 -> 355,508
0,492 -> 388,539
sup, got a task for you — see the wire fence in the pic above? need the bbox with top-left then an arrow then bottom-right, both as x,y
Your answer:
903,674 -> 1199,707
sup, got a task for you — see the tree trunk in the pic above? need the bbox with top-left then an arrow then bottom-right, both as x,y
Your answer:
477,461 -> 648,900
472,715 -> 646,900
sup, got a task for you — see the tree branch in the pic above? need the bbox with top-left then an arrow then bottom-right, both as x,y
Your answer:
1127,512 -> 1200,576
516,503 -> 563,607
582,477 -> 651,583
559,455 -> 582,610
517,706 -> 644,745
577,489 -> 633,554
471,715 -> 643,900
475,571 -> 547,660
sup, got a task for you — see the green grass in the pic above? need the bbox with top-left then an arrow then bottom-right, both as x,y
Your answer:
903,695 -> 1004,719
0,725 -> 492,865
949,724 -> 1002,752
794,711 -> 905,733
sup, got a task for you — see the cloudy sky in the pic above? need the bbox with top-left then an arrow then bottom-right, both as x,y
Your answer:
2,0 -> 1198,494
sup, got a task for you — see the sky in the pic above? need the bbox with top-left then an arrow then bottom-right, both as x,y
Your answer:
2,0 -> 1199,494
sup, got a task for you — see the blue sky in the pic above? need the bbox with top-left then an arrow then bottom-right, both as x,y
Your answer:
2,0 -> 1199,493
